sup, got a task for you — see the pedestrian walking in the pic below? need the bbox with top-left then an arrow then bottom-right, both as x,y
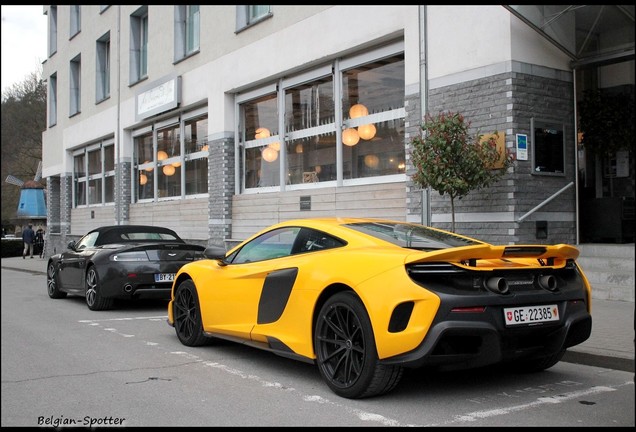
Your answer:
22,224 -> 36,259
34,228 -> 45,258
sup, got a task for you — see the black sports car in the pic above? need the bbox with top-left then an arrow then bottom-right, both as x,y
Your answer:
47,225 -> 206,310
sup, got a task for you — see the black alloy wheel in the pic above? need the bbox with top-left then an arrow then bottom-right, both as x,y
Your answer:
173,279 -> 209,346
314,291 -> 403,399
47,261 -> 66,299
85,266 -> 114,311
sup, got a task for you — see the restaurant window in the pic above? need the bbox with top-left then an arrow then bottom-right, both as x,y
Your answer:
341,53 -> 405,180
134,111 -> 208,201
157,123 -> 182,198
531,118 -> 565,176
184,115 -> 209,195
74,152 -> 86,207
238,43 -> 405,192
284,73 -> 336,185
135,130 -> 155,201
242,91 -> 281,189
73,139 -> 114,207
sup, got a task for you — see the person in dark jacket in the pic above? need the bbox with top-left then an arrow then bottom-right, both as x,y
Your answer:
34,228 -> 45,258
22,224 -> 36,259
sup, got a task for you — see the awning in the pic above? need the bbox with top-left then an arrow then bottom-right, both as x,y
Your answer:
504,5 -> 635,67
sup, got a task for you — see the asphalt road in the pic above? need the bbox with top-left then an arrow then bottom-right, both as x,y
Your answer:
1,267 -> 634,427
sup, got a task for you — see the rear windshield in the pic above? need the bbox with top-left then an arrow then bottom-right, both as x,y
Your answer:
345,222 -> 481,250
96,230 -> 182,246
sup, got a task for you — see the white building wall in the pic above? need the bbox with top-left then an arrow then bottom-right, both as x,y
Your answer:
40,5 -> 580,246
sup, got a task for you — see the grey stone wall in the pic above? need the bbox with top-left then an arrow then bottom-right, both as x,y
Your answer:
208,137 -> 235,247
406,66 -> 576,244
115,161 -> 131,224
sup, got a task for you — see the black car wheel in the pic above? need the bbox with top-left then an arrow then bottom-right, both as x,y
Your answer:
173,279 -> 210,346
85,265 -> 114,311
314,291 -> 403,399
47,261 -> 66,299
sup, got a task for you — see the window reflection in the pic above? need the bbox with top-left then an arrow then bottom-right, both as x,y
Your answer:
286,134 -> 337,185
342,55 -> 405,180
243,93 -> 281,188
241,51 -> 405,191
73,142 -> 115,207
134,113 -> 209,201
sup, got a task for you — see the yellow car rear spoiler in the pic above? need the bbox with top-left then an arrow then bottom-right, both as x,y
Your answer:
405,244 -> 580,267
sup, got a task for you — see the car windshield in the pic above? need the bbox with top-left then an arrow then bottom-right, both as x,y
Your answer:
345,221 -> 481,250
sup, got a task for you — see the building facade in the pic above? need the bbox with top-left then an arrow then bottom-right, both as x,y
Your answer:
40,5 -> 635,254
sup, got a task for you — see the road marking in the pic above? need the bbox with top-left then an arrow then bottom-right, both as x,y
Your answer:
433,383 -> 632,426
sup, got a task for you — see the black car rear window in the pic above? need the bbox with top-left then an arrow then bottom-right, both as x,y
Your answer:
97,229 -> 182,245
345,222 -> 481,250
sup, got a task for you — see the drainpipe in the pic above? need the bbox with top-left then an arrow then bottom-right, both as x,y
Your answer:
419,5 -> 431,226
116,5 -> 122,225
573,67 -> 579,245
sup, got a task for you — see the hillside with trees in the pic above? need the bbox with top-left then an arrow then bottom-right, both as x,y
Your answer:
1,71 -> 46,234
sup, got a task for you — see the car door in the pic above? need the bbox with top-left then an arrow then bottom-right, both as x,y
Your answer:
196,227 -> 300,340
57,232 -> 99,291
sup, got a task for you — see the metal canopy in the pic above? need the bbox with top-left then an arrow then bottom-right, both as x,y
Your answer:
504,5 -> 635,68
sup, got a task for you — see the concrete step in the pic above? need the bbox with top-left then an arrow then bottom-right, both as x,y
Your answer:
576,244 -> 635,302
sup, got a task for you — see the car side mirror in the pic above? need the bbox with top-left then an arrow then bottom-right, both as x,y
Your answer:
204,245 -> 228,266
67,240 -> 76,251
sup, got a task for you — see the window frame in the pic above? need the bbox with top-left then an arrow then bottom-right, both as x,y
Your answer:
174,5 -> 201,62
72,139 -> 115,208
48,6 -> 57,57
235,5 -> 272,33
237,42 -> 406,194
70,5 -> 81,39
69,54 -> 81,117
96,32 -> 111,103
130,6 -> 149,85
133,109 -> 209,202
48,73 -> 57,127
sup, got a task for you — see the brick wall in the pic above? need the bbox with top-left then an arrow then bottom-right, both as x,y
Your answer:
406,64 -> 576,244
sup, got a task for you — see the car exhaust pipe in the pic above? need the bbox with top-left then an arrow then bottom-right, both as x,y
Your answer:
485,277 -> 509,294
538,275 -> 557,291
124,284 -> 133,293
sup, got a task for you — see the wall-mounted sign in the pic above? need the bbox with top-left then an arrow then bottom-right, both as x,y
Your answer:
481,132 -> 507,168
300,196 -> 311,211
135,75 -> 181,121
516,134 -> 528,161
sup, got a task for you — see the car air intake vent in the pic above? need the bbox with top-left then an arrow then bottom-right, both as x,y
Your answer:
407,262 -> 464,275
406,262 -> 479,293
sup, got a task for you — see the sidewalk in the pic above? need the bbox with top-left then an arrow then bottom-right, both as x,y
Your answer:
1,255 -> 634,372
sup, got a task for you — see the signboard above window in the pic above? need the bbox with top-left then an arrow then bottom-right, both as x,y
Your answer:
135,75 -> 181,121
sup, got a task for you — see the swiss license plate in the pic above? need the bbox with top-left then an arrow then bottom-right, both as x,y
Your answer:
504,304 -> 559,326
154,273 -> 175,283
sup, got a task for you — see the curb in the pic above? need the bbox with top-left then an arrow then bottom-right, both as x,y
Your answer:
562,351 -> 634,373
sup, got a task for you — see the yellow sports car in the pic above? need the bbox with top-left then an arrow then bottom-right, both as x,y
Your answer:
167,217 -> 592,399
